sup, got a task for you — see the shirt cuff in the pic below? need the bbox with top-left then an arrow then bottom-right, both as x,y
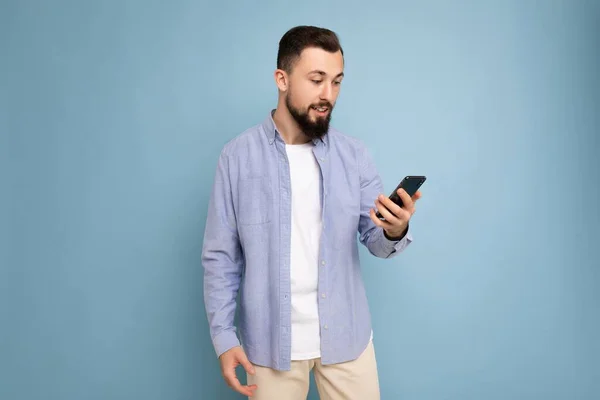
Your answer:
212,328 -> 241,358
380,225 -> 413,257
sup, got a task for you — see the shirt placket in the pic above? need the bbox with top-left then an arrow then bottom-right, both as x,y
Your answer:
313,143 -> 330,358
275,136 -> 292,368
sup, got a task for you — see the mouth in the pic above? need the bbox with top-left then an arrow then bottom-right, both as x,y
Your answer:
311,105 -> 330,116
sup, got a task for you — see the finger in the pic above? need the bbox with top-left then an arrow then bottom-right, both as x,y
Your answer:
234,382 -> 256,397
377,198 -> 411,223
369,208 -> 395,230
238,352 -> 256,376
378,194 -> 403,217
374,199 -> 401,223
412,190 -> 422,201
224,372 -> 256,397
396,189 -> 415,212
223,371 -> 239,390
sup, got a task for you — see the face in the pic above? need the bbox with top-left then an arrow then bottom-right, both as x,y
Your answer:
278,47 -> 344,139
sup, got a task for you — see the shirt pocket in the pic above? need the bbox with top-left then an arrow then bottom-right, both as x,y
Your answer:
237,176 -> 272,226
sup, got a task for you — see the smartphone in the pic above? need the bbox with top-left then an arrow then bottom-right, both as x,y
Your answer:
376,175 -> 426,220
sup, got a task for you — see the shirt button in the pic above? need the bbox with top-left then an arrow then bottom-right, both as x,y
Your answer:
324,325 -> 328,330
321,261 -> 326,266
321,293 -> 326,298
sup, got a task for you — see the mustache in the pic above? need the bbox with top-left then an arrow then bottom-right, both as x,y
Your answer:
309,102 -> 333,109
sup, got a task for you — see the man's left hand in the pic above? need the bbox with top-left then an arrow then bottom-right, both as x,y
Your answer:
369,189 -> 422,239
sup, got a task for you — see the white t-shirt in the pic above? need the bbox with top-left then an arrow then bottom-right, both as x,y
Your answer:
286,142 -> 322,360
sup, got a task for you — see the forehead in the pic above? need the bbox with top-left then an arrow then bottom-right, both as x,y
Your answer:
293,47 -> 344,75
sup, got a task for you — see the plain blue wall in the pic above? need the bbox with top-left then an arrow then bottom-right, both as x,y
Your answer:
3,1 -> 599,399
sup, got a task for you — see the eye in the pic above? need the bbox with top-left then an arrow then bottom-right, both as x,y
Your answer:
333,81 -> 342,86
312,80 -> 322,84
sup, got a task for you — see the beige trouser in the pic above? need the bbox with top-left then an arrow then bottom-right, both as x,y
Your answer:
246,340 -> 380,400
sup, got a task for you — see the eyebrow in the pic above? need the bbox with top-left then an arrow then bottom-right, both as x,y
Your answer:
308,70 -> 344,79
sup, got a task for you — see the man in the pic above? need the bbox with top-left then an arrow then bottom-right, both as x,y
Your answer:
202,25 -> 421,399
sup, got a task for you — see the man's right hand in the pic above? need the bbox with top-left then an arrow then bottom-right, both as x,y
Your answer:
219,346 -> 258,397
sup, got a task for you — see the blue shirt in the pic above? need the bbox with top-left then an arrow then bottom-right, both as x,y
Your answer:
202,111 -> 413,371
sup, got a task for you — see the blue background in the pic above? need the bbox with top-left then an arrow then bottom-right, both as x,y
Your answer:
3,0 -> 599,399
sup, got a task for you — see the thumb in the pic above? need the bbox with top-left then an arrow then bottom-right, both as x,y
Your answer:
237,350 -> 255,375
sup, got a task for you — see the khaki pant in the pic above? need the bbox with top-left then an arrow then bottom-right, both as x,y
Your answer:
246,341 -> 380,400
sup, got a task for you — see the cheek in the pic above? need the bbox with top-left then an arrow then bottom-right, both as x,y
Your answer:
293,82 -> 320,105
292,95 -> 313,111
288,96 -> 305,111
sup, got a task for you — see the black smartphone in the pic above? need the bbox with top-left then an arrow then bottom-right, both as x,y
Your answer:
376,175 -> 426,220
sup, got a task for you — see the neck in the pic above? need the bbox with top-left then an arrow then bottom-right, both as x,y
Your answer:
273,100 -> 311,145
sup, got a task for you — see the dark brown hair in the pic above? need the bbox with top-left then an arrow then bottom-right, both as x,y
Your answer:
277,25 -> 344,73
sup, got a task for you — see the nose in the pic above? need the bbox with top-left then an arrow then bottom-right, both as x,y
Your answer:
319,82 -> 333,102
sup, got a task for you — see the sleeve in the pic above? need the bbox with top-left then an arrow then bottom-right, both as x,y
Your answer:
356,142 -> 413,258
201,150 -> 244,357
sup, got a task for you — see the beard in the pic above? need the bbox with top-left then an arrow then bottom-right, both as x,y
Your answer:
285,93 -> 333,140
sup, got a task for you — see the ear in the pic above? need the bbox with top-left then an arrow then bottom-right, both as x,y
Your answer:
274,69 -> 289,92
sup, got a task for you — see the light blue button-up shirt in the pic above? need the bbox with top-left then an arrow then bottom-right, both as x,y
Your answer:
202,111 -> 413,371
